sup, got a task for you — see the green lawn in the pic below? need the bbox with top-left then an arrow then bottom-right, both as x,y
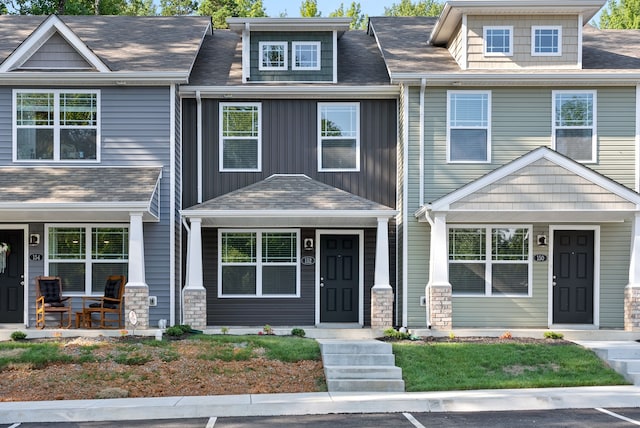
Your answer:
393,341 -> 628,391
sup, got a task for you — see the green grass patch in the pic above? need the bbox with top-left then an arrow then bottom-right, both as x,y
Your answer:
394,342 -> 628,391
192,334 -> 321,362
0,342 -> 72,370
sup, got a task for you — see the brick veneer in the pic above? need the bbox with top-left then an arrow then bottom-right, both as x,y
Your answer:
625,286 -> 640,331
124,284 -> 149,329
183,288 -> 207,330
371,287 -> 394,329
429,284 -> 452,330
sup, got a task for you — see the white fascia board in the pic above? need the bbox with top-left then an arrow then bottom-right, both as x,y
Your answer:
179,85 -> 399,99
227,18 -> 351,34
0,71 -> 190,85
390,72 -> 640,86
181,209 -> 399,219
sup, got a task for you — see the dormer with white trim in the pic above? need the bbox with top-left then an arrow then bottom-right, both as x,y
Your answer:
227,17 -> 352,83
428,0 -> 606,70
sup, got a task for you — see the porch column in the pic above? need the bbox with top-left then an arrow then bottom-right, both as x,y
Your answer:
125,212 -> 149,329
625,213 -> 640,330
182,217 -> 206,330
427,212 -> 452,330
371,217 -> 394,329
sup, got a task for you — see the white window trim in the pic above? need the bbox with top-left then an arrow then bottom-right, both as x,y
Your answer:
292,41 -> 321,71
317,102 -> 361,172
45,223 -> 128,296
13,89 -> 101,163
219,102 -> 262,172
446,90 -> 492,164
552,90 -> 597,163
448,225 -> 533,298
483,26 -> 513,57
258,41 -> 288,71
218,229 -> 301,298
531,26 -> 562,57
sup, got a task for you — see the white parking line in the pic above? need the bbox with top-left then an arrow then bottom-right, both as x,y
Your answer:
403,412 -> 426,428
596,407 -> 640,426
205,417 -> 217,428
8,424 -> 21,428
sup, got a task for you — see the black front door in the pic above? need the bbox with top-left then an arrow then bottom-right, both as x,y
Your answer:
0,230 -> 24,323
320,235 -> 359,323
553,230 -> 594,324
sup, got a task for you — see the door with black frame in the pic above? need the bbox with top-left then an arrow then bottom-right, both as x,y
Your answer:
320,234 -> 359,323
0,230 -> 24,323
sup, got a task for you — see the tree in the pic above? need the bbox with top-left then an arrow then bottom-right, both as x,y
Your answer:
3,0 -> 154,14
384,0 -> 443,17
198,0 -> 266,28
160,0 -> 197,15
329,2 -> 367,30
299,0 -> 320,17
600,0 -> 640,29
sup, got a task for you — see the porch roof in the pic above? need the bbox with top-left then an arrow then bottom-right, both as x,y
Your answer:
181,174 -> 397,227
0,166 -> 161,222
415,147 -> 640,223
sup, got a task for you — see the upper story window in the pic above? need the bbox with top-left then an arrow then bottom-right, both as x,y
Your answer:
447,91 -> 491,163
552,91 -> 596,163
532,26 -> 562,56
484,26 -> 513,56
14,90 -> 99,162
47,225 -> 128,294
219,103 -> 261,172
449,226 -> 531,297
292,42 -> 321,70
259,42 -> 287,70
318,102 -> 360,171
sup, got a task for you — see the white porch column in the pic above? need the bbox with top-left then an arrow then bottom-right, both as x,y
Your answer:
427,212 -> 452,330
125,212 -> 149,329
182,218 -> 206,330
625,213 -> 640,330
371,217 -> 394,329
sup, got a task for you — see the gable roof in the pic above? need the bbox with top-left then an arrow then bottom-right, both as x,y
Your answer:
0,15 -> 211,82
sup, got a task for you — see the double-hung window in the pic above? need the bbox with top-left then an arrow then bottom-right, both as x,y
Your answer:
447,91 -> 491,163
46,225 -> 128,294
219,230 -> 299,297
318,102 -> 360,171
449,226 -> 531,296
484,26 -> 513,56
14,90 -> 99,161
552,91 -> 596,162
532,26 -> 561,56
259,42 -> 287,70
219,103 -> 261,171
292,42 -> 321,70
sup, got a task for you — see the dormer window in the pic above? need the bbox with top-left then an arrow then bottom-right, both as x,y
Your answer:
532,26 -> 562,56
292,42 -> 321,70
484,26 -> 513,56
259,42 -> 287,70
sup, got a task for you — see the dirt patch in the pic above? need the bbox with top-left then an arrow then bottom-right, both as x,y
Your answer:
502,363 -> 560,375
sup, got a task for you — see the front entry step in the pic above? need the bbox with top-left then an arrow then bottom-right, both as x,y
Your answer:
318,339 -> 405,393
579,341 -> 640,385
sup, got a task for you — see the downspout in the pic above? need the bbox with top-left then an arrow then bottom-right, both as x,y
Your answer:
424,207 -> 434,329
170,83 -> 177,326
401,84 -> 409,329
419,78 -> 426,207
196,90 -> 203,204
181,217 -> 191,325
636,84 -> 640,193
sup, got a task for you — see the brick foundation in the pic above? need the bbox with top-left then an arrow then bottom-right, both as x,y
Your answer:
371,287 -> 394,329
429,284 -> 452,330
625,286 -> 640,331
124,285 -> 149,329
183,288 -> 207,331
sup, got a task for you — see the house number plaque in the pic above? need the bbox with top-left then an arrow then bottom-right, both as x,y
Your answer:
29,254 -> 42,261
301,256 -> 315,265
534,254 -> 547,262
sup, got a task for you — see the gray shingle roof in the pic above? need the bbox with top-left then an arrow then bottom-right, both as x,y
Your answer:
0,16 -> 211,72
186,174 -> 394,212
187,29 -> 390,86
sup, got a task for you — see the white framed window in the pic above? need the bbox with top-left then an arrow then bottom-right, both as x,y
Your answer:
259,42 -> 287,70
219,102 -> 261,171
292,42 -> 321,70
484,26 -> 513,56
552,90 -> 597,163
46,224 -> 128,294
318,102 -> 360,171
13,90 -> 99,162
532,26 -> 562,56
447,91 -> 491,163
218,229 -> 300,298
448,226 -> 532,297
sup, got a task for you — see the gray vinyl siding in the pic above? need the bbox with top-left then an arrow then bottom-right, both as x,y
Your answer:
600,222 -> 631,329
250,31 -> 333,82
21,33 -> 92,70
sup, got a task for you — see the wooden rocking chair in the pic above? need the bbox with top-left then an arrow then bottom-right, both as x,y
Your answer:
81,275 -> 126,329
35,276 -> 72,329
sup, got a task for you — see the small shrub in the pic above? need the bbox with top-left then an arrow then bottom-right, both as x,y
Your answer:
383,327 -> 411,340
113,352 -> 151,365
500,331 -> 513,339
221,327 -> 229,335
177,324 -> 192,334
544,331 -> 564,340
164,326 -> 185,337
263,324 -> 274,335
291,328 -> 306,337
448,331 -> 456,340
10,331 -> 27,341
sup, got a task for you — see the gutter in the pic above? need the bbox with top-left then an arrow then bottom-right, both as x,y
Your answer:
179,85 -> 400,99
0,71 -> 190,85
389,72 -> 640,86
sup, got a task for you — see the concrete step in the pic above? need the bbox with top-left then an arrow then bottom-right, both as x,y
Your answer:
324,365 -> 403,379
321,353 -> 396,366
608,359 -> 640,373
319,340 -> 392,355
326,378 -> 405,393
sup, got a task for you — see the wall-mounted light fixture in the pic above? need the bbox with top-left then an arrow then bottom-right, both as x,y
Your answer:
29,233 -> 40,246
304,238 -> 314,251
537,235 -> 548,246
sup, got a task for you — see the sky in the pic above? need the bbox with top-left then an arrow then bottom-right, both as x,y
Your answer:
261,0 -> 390,17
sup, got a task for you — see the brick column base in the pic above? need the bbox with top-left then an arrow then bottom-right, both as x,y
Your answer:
371,287 -> 394,329
429,284 -> 452,330
625,286 -> 640,331
183,288 -> 207,331
124,285 -> 149,330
